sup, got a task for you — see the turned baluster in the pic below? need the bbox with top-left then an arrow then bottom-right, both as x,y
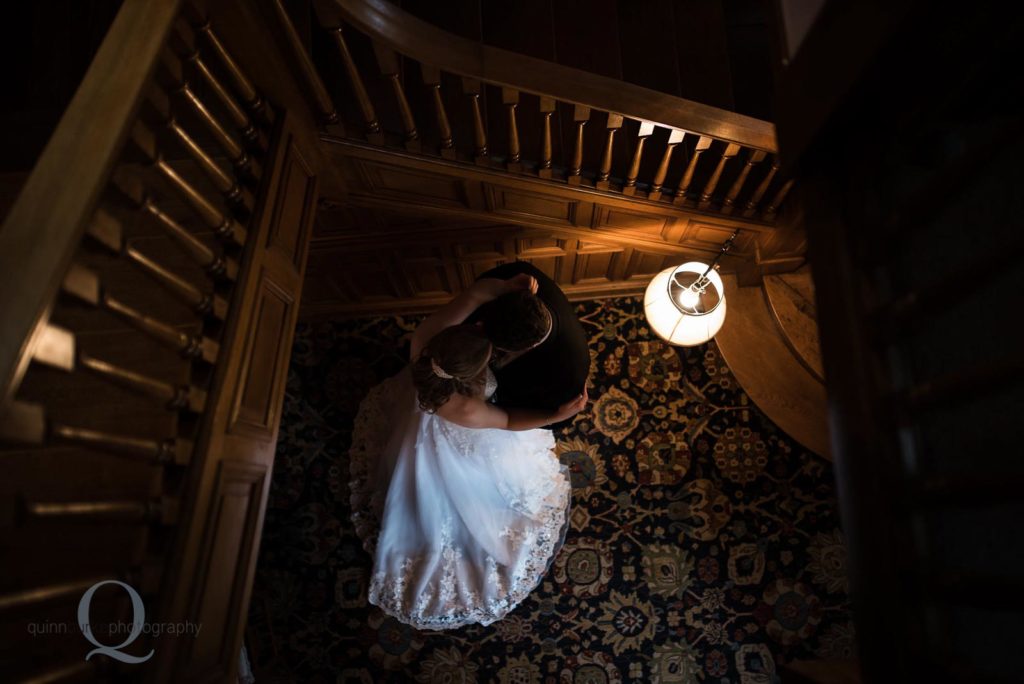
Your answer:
184,5 -> 273,125
318,25 -> 376,141
722,149 -> 767,214
699,143 -> 740,210
158,50 -> 260,179
0,566 -> 160,611
3,399 -> 192,466
742,158 -> 780,217
763,178 -> 795,219
421,64 -> 454,158
269,0 -> 340,129
623,121 -> 655,196
373,42 -> 419,152
649,129 -> 686,201
172,20 -> 264,149
130,121 -> 248,248
595,113 -> 624,190
62,264 -> 219,364
23,496 -> 180,524
112,171 -> 239,281
79,352 -> 206,413
125,246 -> 227,320
463,78 -> 489,165
502,88 -> 522,171
63,425 -> 192,465
25,320 -> 206,413
538,97 -> 555,179
88,206 -> 228,320
145,85 -> 252,210
568,105 -> 591,185
0,577 -> 111,612
673,135 -> 712,205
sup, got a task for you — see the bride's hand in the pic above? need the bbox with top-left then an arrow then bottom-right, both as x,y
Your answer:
506,273 -> 539,294
555,387 -> 588,422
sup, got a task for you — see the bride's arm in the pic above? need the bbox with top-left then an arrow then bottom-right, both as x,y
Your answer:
410,274 -> 538,360
437,389 -> 587,431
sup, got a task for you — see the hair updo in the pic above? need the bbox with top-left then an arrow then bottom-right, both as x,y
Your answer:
411,324 -> 493,413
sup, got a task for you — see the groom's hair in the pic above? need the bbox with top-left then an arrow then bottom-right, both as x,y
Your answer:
477,291 -> 550,352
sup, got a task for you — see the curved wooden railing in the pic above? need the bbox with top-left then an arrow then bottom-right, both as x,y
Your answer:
332,0 -> 777,152
276,0 -> 791,221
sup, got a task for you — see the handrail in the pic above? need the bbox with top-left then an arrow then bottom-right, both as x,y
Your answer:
324,0 -> 778,153
0,0 -> 183,404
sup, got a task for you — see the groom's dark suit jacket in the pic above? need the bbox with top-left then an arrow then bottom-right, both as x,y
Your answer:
471,261 -> 589,413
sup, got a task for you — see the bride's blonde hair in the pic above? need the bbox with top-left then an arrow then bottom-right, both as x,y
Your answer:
411,324 -> 492,413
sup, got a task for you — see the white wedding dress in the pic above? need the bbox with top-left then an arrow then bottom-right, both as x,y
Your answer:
348,365 -> 571,630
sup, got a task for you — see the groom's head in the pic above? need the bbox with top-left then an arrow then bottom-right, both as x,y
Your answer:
477,290 -> 552,352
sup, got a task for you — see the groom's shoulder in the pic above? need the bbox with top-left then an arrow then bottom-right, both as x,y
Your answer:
478,261 -> 567,303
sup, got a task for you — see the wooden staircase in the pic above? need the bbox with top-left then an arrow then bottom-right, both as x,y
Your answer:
395,0 -> 776,120
0,1 -> 320,680
261,0 -> 803,317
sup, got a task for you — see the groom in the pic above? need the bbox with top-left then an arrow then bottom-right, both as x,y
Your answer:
470,261 -> 590,424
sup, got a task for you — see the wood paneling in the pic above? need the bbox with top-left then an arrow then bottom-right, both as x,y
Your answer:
268,138 -> 317,268
485,186 -> 578,225
301,208 -> 683,316
356,160 -> 468,208
592,206 -> 672,238
230,274 -> 293,438
304,137 -> 776,317
185,460 -> 267,679
153,112 -> 317,683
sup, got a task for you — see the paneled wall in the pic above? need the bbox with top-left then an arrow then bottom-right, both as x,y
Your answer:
301,139 -> 792,317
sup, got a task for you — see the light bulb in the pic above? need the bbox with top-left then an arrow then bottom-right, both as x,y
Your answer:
677,287 -> 700,310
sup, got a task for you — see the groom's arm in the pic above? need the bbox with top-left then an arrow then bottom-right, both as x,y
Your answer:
410,274 -> 539,359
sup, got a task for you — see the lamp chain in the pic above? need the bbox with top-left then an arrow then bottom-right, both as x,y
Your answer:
701,229 -> 740,278
688,229 -> 740,293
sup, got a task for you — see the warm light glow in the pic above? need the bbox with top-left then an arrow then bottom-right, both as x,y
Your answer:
644,262 -> 727,346
676,286 -> 701,310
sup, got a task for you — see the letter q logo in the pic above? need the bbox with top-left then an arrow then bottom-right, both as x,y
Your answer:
78,580 -> 155,664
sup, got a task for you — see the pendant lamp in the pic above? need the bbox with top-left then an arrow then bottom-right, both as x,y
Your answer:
643,230 -> 739,346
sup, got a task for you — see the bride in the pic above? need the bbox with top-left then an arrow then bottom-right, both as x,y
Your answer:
348,274 -> 587,630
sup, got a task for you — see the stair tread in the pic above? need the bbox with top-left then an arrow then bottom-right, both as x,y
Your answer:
715,274 -> 831,459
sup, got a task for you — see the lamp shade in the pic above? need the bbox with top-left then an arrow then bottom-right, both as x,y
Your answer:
643,262 -> 727,346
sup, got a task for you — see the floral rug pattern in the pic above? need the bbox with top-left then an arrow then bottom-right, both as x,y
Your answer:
247,296 -> 853,683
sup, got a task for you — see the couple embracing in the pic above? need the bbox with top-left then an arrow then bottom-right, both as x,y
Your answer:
348,262 -> 590,630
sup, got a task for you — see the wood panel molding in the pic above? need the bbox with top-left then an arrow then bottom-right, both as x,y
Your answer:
229,272 -> 294,439
267,136 -> 318,269
327,138 -> 775,230
302,216 -> 674,317
184,460 -> 268,680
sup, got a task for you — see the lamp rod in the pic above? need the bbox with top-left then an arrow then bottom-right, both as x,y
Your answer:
699,229 -> 740,279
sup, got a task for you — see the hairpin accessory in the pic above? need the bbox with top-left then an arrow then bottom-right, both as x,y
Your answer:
430,358 -> 453,379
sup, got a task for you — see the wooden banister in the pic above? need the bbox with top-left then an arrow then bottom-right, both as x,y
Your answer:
0,0 -> 182,404
329,0 -> 777,152
1,2 -> 317,678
